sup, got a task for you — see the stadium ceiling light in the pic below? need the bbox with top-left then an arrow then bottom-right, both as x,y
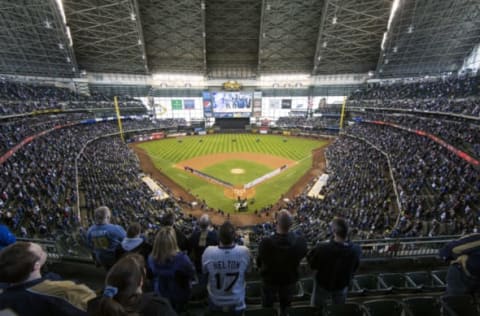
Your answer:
58,43 -> 64,50
393,46 -> 398,53
332,16 -> 337,24
387,0 -> 400,30
65,27 -> 73,46
130,12 -> 136,21
408,25 -> 414,33
55,0 -> 67,24
322,41 -> 327,48
44,19 -> 52,29
382,0 -> 401,50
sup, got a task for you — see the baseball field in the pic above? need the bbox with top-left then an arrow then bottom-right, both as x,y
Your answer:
135,134 -> 327,213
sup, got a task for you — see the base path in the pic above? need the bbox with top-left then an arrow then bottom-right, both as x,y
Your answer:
130,139 -> 330,227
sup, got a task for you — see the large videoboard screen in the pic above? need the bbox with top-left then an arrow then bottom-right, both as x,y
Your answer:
212,92 -> 252,118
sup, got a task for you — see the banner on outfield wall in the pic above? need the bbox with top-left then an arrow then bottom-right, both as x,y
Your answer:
167,132 -> 188,138
184,99 -> 195,110
281,99 -> 292,109
131,132 -> 165,142
202,91 -> 213,117
269,99 -> 281,109
253,91 -> 262,118
171,99 -> 183,110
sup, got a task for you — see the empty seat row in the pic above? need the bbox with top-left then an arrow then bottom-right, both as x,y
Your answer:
244,270 -> 448,304
240,295 -> 479,316
351,270 -> 447,294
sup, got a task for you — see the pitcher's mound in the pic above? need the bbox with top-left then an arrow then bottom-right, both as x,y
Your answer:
231,168 -> 245,174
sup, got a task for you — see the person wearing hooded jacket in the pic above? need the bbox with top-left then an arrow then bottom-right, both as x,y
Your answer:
115,223 -> 152,263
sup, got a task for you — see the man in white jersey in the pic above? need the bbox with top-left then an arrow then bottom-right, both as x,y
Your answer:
202,221 -> 250,315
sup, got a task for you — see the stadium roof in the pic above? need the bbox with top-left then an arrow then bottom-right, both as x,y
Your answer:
0,0 -> 478,79
378,0 -> 480,78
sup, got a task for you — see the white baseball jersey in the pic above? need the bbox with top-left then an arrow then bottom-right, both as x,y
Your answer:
202,245 -> 250,309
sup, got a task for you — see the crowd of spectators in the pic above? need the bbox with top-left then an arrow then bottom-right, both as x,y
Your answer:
348,75 -> 480,117
0,80 -> 145,115
80,135 -> 193,247
346,123 -> 480,237
350,76 -> 479,100
353,112 -> 480,159
350,98 -> 480,117
0,114 -> 91,156
251,117 -> 479,242
265,137 -> 395,242
276,116 -> 340,130
0,118 -> 184,252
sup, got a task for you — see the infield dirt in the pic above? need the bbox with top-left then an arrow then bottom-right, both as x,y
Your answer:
175,152 -> 294,170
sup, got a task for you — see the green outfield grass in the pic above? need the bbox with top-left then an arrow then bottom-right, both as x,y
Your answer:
137,134 -> 326,212
201,160 -> 273,186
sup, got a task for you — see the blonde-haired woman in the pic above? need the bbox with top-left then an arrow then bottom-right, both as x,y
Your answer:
148,227 -> 195,313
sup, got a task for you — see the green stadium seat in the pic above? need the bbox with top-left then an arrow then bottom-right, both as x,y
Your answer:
379,273 -> 420,292
440,295 -> 480,316
244,307 -> 278,316
324,302 -> 369,316
292,281 -> 305,302
403,296 -> 441,316
300,278 -> 314,299
353,274 -> 389,294
363,299 -> 411,316
430,270 -> 448,287
405,271 -> 445,291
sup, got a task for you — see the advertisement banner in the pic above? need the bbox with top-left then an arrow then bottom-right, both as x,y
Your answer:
292,98 -> 307,110
184,99 -> 195,110
171,99 -> 183,110
202,91 -> 213,117
281,99 -> 292,109
269,99 -> 281,109
253,90 -> 262,118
